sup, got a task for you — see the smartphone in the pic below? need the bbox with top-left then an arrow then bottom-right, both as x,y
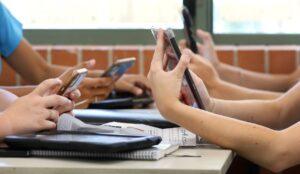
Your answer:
57,68 -> 88,96
101,57 -> 136,81
151,28 -> 205,110
182,6 -> 199,54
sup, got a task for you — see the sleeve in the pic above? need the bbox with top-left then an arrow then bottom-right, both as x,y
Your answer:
0,2 -> 23,58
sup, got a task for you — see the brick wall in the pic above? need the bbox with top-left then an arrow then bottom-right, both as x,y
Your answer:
0,45 -> 299,86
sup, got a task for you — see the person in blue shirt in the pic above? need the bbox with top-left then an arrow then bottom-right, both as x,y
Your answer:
0,3 -> 80,139
0,2 -> 150,109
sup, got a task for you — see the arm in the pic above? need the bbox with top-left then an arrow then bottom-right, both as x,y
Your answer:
149,32 -> 300,172
195,29 -> 297,92
6,39 -> 68,83
162,101 -> 300,173
216,62 -> 297,92
185,49 -> 282,100
0,86 -> 35,97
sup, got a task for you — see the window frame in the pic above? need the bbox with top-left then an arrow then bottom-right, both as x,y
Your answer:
23,0 -> 300,45
196,0 -> 300,45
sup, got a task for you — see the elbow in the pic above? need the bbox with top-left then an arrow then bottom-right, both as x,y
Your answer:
265,133 -> 292,173
272,99 -> 289,129
267,149 -> 290,173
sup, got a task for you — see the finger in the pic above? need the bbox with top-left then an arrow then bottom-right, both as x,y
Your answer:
120,82 -> 143,96
172,51 -> 191,78
131,75 -> 151,89
43,95 -> 72,108
196,29 -> 212,42
178,40 -> 187,51
151,29 -> 166,71
67,89 -> 81,101
41,120 -> 57,130
33,79 -> 62,96
82,77 -> 112,88
197,43 -> 205,55
55,102 -> 74,114
47,109 -> 59,122
76,59 -> 96,69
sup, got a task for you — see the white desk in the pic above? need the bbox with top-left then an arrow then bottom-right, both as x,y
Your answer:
0,148 -> 233,174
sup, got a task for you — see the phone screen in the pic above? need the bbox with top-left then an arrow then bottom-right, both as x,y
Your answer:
102,59 -> 135,81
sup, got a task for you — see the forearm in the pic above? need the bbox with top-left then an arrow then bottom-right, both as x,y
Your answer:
162,102 -> 281,171
208,79 -> 282,100
1,86 -> 35,97
217,63 -> 293,92
210,98 -> 282,129
210,82 -> 300,129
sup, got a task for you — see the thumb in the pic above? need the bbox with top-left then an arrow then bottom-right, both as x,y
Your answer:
178,39 -> 187,51
172,52 -> 191,78
196,29 -> 211,43
76,59 -> 96,69
33,78 -> 62,96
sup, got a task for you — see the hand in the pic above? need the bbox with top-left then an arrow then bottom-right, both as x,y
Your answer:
184,49 -> 220,88
179,29 -> 220,67
189,70 -> 215,112
114,74 -> 151,96
60,60 -> 114,108
1,79 -> 73,135
76,77 -> 113,108
147,30 -> 192,114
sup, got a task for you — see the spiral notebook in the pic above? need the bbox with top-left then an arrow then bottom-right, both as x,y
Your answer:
0,144 -> 178,160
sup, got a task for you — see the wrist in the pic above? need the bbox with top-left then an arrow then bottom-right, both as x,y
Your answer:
156,97 -> 181,118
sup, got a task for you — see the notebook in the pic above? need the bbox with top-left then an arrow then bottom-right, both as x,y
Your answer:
0,143 -> 178,160
58,114 -> 198,146
88,92 -> 154,109
74,109 -> 178,128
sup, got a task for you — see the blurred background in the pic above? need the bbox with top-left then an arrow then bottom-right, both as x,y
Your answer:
1,0 -> 300,93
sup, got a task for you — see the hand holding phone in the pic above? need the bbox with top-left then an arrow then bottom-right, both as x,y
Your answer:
151,28 -> 205,110
101,57 -> 136,82
57,68 -> 88,96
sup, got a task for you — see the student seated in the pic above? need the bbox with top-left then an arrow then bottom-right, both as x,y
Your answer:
148,30 -> 300,173
180,29 -> 300,93
0,78 -> 79,139
0,2 -> 150,108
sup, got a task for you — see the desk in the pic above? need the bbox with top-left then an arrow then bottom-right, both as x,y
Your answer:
0,148 -> 233,174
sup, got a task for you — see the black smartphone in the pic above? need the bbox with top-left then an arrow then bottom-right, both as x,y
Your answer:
101,57 -> 136,82
151,28 -> 205,110
182,6 -> 199,54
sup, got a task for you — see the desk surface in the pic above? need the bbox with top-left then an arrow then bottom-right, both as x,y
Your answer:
0,147 -> 233,174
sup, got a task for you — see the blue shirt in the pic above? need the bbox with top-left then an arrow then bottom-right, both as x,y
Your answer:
0,2 -> 23,58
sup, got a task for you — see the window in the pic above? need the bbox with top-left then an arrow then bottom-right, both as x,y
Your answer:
213,0 -> 300,34
2,0 -> 183,29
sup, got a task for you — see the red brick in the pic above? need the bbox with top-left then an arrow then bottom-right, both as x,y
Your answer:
217,50 -> 234,65
0,60 -> 16,86
269,50 -> 296,74
51,46 -> 78,66
143,47 -> 155,75
112,46 -> 140,74
82,47 -> 109,70
237,48 -> 265,72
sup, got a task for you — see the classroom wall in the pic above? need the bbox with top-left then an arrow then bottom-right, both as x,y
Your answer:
0,45 -> 299,86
